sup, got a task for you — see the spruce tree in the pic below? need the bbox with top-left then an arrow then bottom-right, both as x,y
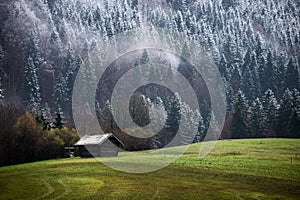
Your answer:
218,54 -> 230,80
231,90 -> 249,139
36,110 -> 52,130
230,66 -> 241,93
0,77 -> 4,104
54,72 -> 69,110
65,46 -> 81,98
287,109 -> 300,138
23,31 -> 42,112
285,57 -> 299,90
249,98 -> 265,138
287,89 -> 300,138
241,65 -> 255,101
53,108 -> 65,129
140,49 -> 150,65
23,56 -> 41,112
262,89 -> 279,136
277,89 -> 293,137
261,51 -> 277,94
178,98 -> 200,145
224,79 -> 234,115
164,94 -> 181,145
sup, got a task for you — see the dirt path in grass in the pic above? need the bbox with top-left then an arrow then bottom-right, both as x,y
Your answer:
35,178 -> 71,200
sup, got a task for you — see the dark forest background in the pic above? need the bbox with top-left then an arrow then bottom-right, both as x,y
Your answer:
0,0 -> 299,165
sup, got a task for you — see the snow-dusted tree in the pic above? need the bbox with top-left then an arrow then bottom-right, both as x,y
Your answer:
23,56 -> 41,112
287,109 -> 300,138
36,103 -> 53,130
261,51 -> 278,95
193,111 -> 205,143
287,89 -> 300,138
230,66 -> 241,93
148,97 -> 167,148
276,51 -> 288,96
205,111 -> 220,141
277,89 -> 293,136
241,64 -> 255,101
105,14 -> 115,37
53,108 -> 65,129
96,100 -> 114,132
53,72 -> 68,110
249,98 -> 265,138
164,94 -> 181,145
250,53 -> 261,96
65,46 -> 81,97
0,77 -> 4,104
231,89 -> 249,138
77,53 -> 97,103
285,57 -> 299,91
241,49 -> 260,99
165,64 -> 174,82
23,30 -> 43,112
255,33 -> 265,63
177,95 -> 201,145
24,30 -> 42,68
262,89 -> 279,136
0,45 -> 4,102
140,49 -> 150,65
218,53 -> 230,80
129,94 -> 150,127
224,79 -> 234,115
174,11 -> 185,32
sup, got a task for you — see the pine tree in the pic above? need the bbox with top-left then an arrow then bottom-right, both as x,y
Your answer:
262,89 -> 279,136
166,64 -> 174,82
53,108 -> 65,129
24,30 -> 42,68
148,97 -> 167,148
206,112 -> 220,141
255,34 -> 264,62
23,56 -> 41,112
250,53 -> 261,96
140,49 -> 150,65
97,100 -> 114,132
23,30 -> 43,112
241,65 -> 255,101
277,89 -> 293,137
285,57 -> 299,90
230,66 -> 241,93
164,94 -> 181,146
218,54 -> 230,80
231,90 -> 249,138
287,109 -> 300,138
261,51 -> 277,94
0,77 -> 4,104
249,98 -> 265,138
78,53 -> 97,104
65,46 -> 81,98
224,79 -> 234,115
287,89 -> 300,138
175,11 -> 184,32
36,108 -> 52,131
54,72 -> 69,110
193,112 -> 205,143
178,99 -> 200,145
276,51 -> 288,96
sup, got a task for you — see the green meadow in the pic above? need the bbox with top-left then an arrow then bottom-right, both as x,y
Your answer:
0,139 -> 299,200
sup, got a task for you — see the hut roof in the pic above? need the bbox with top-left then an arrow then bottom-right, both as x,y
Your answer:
74,134 -> 124,147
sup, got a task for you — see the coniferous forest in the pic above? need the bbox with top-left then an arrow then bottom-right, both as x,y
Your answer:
0,0 -> 299,165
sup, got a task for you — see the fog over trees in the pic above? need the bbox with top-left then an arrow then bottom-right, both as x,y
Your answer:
0,0 -> 299,157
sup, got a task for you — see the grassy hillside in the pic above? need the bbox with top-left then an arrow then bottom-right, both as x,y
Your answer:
0,139 -> 299,200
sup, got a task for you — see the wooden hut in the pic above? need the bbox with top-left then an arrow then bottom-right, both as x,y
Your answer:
74,134 -> 123,158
